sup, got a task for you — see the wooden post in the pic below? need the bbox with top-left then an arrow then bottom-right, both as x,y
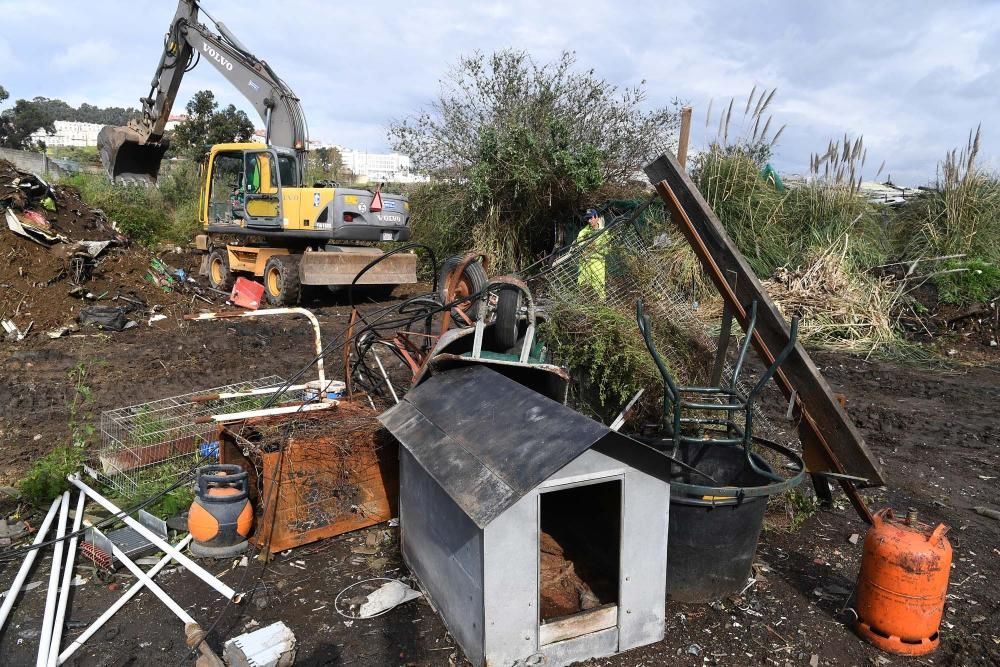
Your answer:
677,106 -> 693,170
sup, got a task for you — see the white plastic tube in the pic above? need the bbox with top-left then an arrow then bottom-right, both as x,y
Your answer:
58,535 -> 193,665
37,492 -> 70,667
68,475 -> 237,601
106,539 -> 195,626
46,491 -> 85,667
0,496 -> 62,631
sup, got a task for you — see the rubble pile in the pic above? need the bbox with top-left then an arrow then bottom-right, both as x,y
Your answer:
0,160 -> 190,335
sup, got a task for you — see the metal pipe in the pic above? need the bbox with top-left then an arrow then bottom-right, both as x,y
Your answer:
58,535 -> 193,665
68,476 -> 237,601
46,492 -> 85,667
186,307 -> 326,389
371,348 -> 399,404
0,495 -> 62,631
37,492 -> 70,667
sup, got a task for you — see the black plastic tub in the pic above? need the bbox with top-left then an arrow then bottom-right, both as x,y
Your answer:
652,439 -> 778,603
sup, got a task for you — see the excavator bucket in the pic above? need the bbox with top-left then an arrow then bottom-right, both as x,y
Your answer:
97,125 -> 169,185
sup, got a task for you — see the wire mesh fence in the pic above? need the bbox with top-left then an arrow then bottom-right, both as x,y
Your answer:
96,375 -> 305,497
526,203 -> 782,438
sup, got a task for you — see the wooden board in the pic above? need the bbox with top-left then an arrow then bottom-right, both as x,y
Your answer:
540,604 -> 618,645
644,152 -> 884,497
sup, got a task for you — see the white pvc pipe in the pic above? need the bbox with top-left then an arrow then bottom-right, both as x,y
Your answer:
0,496 -> 62,631
188,307 -> 326,388
106,539 -> 195,626
209,400 -> 336,423
68,476 -> 237,601
46,491 -> 85,667
58,535 -> 193,664
37,492 -> 70,667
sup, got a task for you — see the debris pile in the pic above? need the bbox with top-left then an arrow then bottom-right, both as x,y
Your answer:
0,160 -> 190,335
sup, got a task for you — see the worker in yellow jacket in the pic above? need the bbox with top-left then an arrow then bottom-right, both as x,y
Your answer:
576,208 -> 609,299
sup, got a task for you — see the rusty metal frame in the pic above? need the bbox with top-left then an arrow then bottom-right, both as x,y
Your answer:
645,153 -> 882,523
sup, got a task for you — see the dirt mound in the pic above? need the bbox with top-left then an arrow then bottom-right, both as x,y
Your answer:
0,160 -> 192,333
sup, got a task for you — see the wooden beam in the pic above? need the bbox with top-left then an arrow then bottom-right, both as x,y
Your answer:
644,153 -> 885,497
677,106 -> 693,170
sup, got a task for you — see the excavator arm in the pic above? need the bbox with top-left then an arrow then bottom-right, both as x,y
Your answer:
98,0 -> 308,184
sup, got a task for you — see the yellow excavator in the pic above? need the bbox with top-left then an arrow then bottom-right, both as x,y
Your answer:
98,0 -> 416,305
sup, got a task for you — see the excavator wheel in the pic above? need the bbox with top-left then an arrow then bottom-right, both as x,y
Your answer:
207,248 -> 235,292
263,255 -> 302,306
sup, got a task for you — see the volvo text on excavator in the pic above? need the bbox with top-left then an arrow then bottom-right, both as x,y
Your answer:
98,0 -> 417,305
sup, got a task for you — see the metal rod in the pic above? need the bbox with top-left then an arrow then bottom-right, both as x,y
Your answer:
371,348 -> 399,404
46,492 -> 85,667
610,389 -> 644,432
37,492 -> 70,667
68,476 -> 237,601
58,535 -> 194,665
186,307 -> 325,389
0,496 -> 62,631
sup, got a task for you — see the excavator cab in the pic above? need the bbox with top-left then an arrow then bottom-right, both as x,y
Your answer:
97,125 -> 170,185
203,145 -> 284,229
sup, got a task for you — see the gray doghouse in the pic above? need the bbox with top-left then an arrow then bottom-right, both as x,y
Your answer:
380,365 -> 670,667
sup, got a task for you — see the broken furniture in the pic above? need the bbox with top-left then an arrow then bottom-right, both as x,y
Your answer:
380,365 -> 670,667
218,400 -> 397,554
81,509 -> 167,572
645,152 -> 883,522
635,298 -> 804,601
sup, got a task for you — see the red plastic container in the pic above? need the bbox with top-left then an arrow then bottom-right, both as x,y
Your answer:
231,277 -> 264,310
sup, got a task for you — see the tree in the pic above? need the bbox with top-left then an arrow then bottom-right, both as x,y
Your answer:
170,90 -> 254,158
389,50 -> 679,269
0,91 -> 55,150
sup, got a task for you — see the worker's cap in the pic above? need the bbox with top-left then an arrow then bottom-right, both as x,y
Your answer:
585,208 -> 599,218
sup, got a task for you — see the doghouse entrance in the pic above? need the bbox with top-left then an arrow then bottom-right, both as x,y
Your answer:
538,478 -> 621,643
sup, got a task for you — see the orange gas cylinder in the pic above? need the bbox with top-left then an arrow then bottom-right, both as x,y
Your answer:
855,507 -> 952,655
188,465 -> 253,558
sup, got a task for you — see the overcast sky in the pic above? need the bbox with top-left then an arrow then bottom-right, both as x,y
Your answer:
1,0 -> 996,185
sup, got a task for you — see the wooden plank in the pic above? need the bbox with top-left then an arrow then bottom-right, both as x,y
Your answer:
644,152 -> 884,492
540,604 -> 618,645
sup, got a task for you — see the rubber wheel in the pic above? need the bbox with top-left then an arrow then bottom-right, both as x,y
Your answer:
493,287 -> 522,351
438,255 -> 488,320
207,248 -> 235,292
263,255 -> 302,306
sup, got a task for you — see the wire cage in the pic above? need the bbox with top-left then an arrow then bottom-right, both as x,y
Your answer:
96,375 -> 305,497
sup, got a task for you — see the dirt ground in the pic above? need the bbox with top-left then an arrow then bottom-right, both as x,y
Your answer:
0,292 -> 998,666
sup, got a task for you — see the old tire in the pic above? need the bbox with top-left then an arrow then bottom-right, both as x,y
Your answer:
263,255 -> 302,306
493,287 -> 522,351
207,249 -> 235,292
438,255 -> 488,319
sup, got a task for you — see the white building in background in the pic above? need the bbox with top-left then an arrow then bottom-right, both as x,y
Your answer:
30,121 -> 104,147
334,146 -> 427,183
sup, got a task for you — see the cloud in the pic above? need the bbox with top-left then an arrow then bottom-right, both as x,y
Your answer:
51,40 -> 117,71
0,0 -> 995,184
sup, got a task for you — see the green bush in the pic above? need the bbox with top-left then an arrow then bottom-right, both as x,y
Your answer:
20,446 -> 85,505
62,162 -> 202,246
934,259 -> 1000,305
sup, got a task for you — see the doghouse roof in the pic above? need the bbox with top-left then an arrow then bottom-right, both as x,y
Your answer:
379,364 -> 661,528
